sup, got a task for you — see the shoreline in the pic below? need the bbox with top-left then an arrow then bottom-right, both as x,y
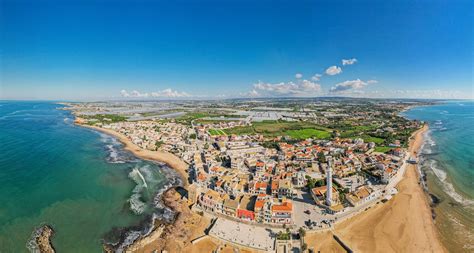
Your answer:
73,120 -> 205,251
73,113 -> 446,252
322,124 -> 447,252
75,121 -> 190,187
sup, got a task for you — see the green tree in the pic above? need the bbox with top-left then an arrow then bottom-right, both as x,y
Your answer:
298,227 -> 306,238
318,152 -> 326,163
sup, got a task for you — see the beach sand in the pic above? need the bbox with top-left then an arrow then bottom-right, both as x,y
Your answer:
310,124 -> 446,253
306,231 -> 345,252
77,123 -> 189,186
76,122 -> 214,252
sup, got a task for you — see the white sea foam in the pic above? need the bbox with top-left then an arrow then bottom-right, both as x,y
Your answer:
129,192 -> 146,215
128,167 -> 150,215
427,159 -> 474,207
428,160 -> 447,182
26,228 -> 41,253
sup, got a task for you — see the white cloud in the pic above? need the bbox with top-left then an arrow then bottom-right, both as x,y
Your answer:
150,88 -> 190,98
239,89 -> 261,97
252,79 -> 321,96
342,58 -> 358,66
330,79 -> 377,93
120,90 -> 130,97
367,79 -> 378,84
120,89 -> 189,98
295,73 -> 303,79
325,66 -> 342,75
311,74 -> 322,81
131,90 -> 149,97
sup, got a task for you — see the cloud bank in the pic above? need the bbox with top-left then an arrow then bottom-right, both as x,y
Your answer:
120,89 -> 190,98
250,79 -> 321,97
330,79 -> 377,93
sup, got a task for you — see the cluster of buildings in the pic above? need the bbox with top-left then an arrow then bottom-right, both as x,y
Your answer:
95,117 -> 408,227
189,127 -> 407,225
103,121 -> 196,159
92,111 -> 409,229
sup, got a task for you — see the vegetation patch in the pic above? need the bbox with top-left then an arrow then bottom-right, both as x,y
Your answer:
225,120 -> 331,138
286,129 -> 331,140
208,129 -> 226,136
374,146 -> 393,153
84,114 -> 127,125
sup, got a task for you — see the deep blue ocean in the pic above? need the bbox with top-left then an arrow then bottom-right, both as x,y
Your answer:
402,100 -> 474,251
0,102 -> 179,252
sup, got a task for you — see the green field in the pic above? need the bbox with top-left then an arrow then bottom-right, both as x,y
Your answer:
84,114 -> 127,125
361,135 -> 385,144
224,120 -> 332,138
208,129 -> 227,136
374,146 -> 393,153
286,129 -> 331,140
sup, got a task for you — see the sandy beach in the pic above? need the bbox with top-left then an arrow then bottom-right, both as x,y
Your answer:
309,124 -> 446,253
75,121 -> 215,252
76,122 -> 190,186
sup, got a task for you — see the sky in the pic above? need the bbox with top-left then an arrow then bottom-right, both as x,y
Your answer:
1,0 -> 473,100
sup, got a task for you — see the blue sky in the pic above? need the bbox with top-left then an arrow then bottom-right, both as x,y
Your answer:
1,0 -> 472,100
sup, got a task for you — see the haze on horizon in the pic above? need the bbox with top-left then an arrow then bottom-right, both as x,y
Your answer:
0,0 -> 472,101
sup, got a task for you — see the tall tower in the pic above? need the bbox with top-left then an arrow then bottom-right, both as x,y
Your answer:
326,157 -> 333,206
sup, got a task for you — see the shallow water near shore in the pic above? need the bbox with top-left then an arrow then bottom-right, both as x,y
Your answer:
402,101 -> 474,252
0,101 -> 178,252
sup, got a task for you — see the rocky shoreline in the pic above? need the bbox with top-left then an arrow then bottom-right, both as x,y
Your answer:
103,186 -> 197,252
28,225 -> 55,253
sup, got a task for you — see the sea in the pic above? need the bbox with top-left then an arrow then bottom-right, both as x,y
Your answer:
402,100 -> 474,252
0,101 -> 181,252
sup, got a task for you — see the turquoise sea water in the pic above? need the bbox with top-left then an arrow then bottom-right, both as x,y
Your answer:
0,102 -> 179,252
402,101 -> 474,251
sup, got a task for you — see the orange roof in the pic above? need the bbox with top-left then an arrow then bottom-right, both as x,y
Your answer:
271,180 -> 278,190
256,161 -> 265,167
312,186 -> 337,196
197,173 -> 206,181
272,201 -> 292,212
254,200 -> 265,210
255,182 -> 267,189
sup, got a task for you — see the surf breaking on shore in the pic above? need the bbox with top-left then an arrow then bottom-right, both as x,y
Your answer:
75,123 -> 189,251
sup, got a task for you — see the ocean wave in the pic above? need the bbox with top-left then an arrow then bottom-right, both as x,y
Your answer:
128,167 -> 149,215
427,159 -> 474,207
26,228 -> 41,253
113,184 -> 178,252
99,133 -> 138,164
420,130 -> 436,154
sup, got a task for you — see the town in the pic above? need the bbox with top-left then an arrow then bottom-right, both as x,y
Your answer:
67,98 -> 428,252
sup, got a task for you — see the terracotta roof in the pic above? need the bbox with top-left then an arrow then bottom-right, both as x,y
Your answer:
254,200 -> 265,210
272,201 -> 293,212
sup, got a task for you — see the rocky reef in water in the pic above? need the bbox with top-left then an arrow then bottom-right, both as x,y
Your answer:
27,225 -> 55,253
